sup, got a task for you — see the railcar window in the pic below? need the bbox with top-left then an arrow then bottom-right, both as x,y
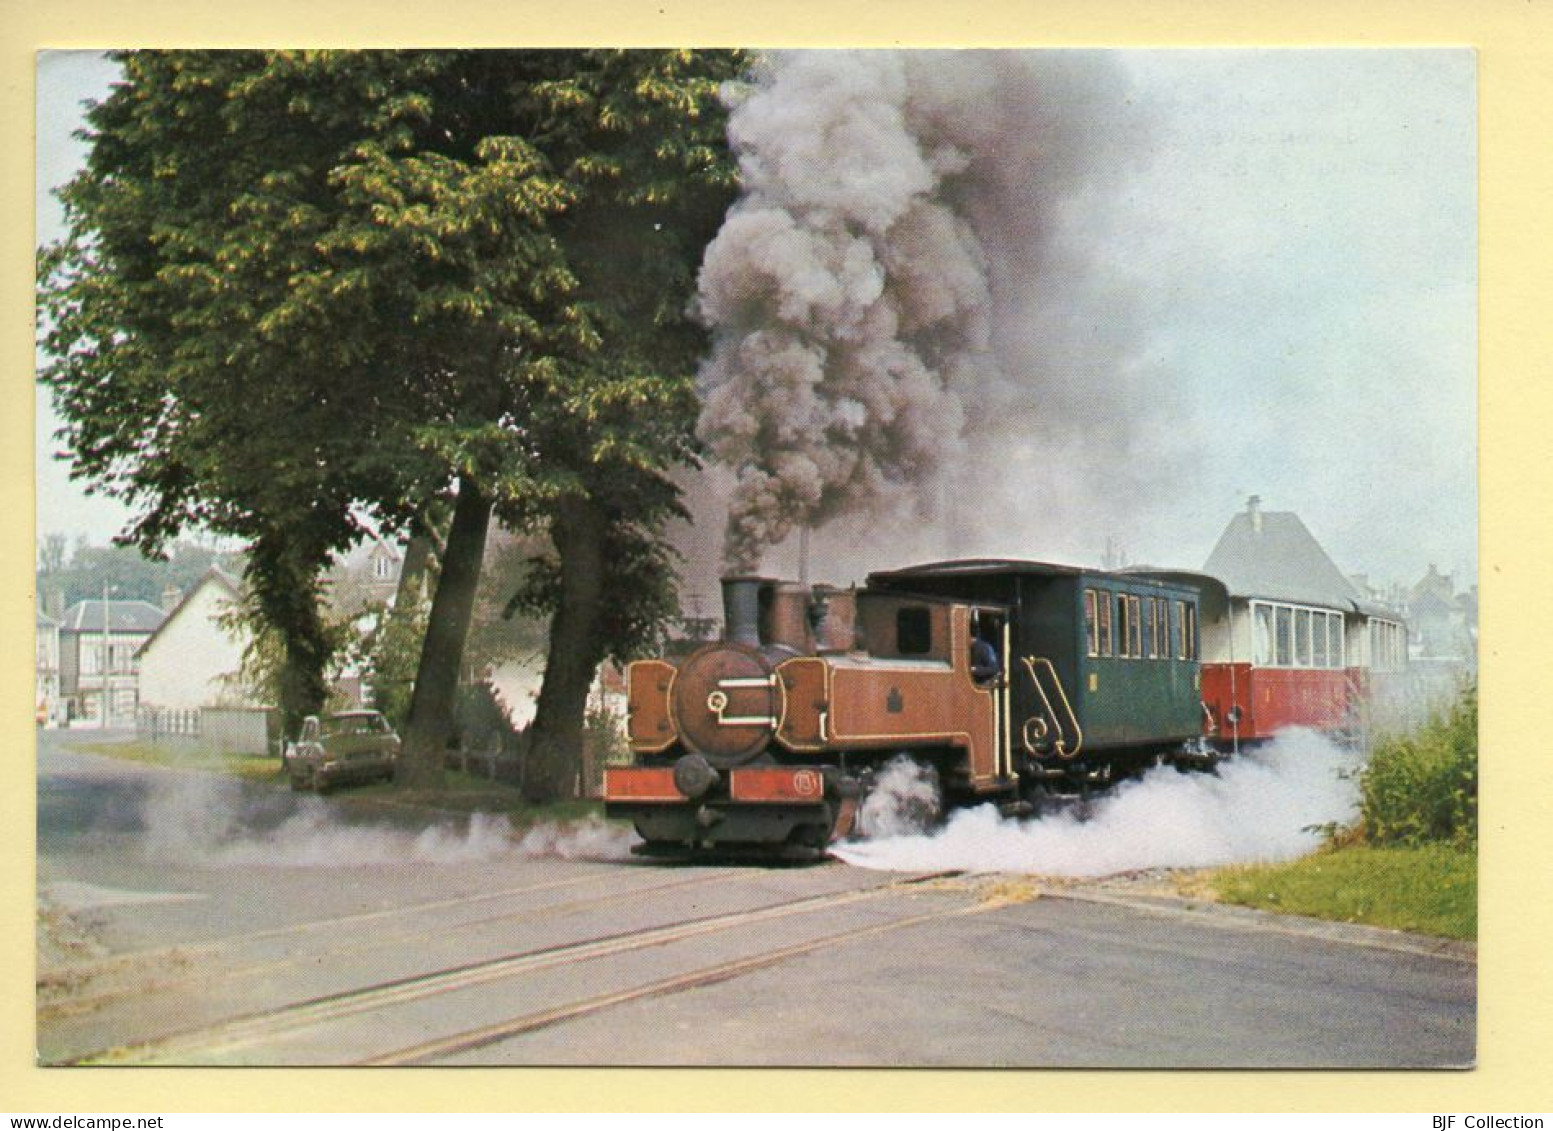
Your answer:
1146,598 -> 1158,659
1084,589 -> 1099,658
1275,606 -> 1293,666
1296,609 -> 1313,667
1254,604 -> 1274,665
896,607 -> 933,655
1116,593 -> 1131,657
1128,596 -> 1143,658
1185,602 -> 1198,660
1098,591 -> 1113,657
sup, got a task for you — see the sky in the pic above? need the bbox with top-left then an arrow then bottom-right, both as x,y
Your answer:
34,49 -> 1478,592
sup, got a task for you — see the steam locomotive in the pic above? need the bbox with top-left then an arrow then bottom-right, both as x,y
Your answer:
603,558 -> 1404,859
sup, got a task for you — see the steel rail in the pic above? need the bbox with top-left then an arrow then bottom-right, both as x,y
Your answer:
41,868 -> 740,1023
361,899 -> 991,1066
80,870 -> 960,1065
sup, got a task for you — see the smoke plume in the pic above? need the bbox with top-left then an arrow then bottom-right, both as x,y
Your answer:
833,730 -> 1359,876
695,51 -> 1178,574
134,776 -> 639,867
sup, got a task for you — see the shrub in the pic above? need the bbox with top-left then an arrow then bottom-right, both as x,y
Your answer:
1359,683 -> 1477,847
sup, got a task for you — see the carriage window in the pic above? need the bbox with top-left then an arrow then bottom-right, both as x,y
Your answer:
1184,602 -> 1198,661
1116,595 -> 1131,658
1295,609 -> 1313,667
1129,596 -> 1143,659
1275,607 -> 1293,666
896,607 -> 933,655
1146,598 -> 1158,659
1253,604 -> 1274,665
1098,592 -> 1113,657
1084,590 -> 1099,657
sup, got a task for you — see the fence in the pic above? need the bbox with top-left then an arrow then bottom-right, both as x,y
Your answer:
137,705 -> 282,756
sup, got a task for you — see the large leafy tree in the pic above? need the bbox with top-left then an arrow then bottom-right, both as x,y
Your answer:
39,50 -> 743,790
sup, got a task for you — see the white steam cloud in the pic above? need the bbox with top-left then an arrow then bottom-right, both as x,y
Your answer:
136,776 -> 639,867
833,730 -> 1359,876
695,51 -> 1180,573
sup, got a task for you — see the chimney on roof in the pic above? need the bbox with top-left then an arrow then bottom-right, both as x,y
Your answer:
161,584 -> 183,613
1247,494 -> 1263,534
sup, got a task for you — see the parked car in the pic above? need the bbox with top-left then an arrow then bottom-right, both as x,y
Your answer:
286,710 -> 401,792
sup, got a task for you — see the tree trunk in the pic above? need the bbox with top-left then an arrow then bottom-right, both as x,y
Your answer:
398,478 -> 491,790
246,534 -> 331,740
392,529 -> 436,611
523,494 -> 610,803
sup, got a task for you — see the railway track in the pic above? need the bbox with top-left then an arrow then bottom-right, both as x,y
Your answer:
65,869 -> 968,1066
40,866 -> 740,1022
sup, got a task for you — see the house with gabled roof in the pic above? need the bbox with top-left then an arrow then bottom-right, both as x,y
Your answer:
135,567 -> 259,711
59,597 -> 166,724
1203,496 -> 1364,611
1200,495 -> 1407,676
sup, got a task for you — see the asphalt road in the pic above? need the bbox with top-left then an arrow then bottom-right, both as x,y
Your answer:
35,729 -> 1475,1068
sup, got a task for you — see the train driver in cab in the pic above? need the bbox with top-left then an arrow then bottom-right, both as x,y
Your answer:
969,611 -> 1002,686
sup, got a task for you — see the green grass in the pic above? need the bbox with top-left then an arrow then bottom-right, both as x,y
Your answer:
75,740 -> 283,782
1205,843 -> 1477,940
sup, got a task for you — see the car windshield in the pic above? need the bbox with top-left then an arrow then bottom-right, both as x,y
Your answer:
322,714 -> 390,737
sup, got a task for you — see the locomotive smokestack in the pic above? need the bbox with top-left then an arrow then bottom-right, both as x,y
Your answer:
721,576 -> 765,648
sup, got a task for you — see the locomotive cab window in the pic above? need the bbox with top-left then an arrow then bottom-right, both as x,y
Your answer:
896,606 -> 933,656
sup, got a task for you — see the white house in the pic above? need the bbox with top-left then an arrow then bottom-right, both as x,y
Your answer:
136,568 -> 259,710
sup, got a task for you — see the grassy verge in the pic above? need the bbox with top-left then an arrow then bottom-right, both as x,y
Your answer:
1202,842 -> 1476,940
72,740 -> 608,827
75,741 -> 282,783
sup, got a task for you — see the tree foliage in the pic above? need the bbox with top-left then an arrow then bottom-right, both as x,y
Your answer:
39,50 -> 745,787
1360,683 -> 1478,847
